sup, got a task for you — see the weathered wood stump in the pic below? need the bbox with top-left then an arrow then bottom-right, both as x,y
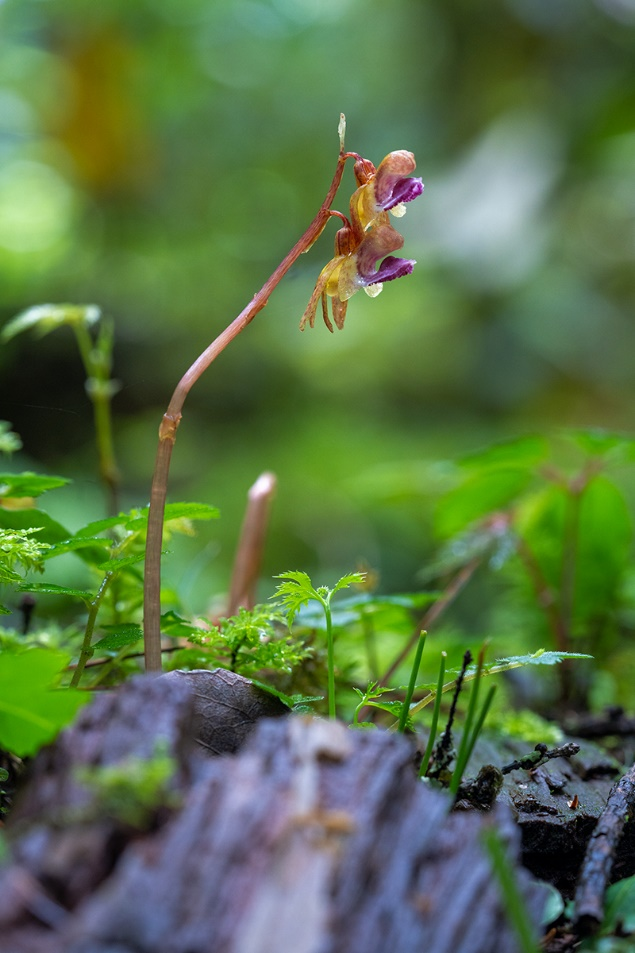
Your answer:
0,671 -> 609,953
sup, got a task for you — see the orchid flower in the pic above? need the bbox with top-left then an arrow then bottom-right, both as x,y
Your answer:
301,150 -> 423,332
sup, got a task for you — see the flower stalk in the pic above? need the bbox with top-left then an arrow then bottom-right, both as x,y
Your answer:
142,117 -> 423,671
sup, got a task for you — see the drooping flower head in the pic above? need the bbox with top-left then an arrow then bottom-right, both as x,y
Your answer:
352,150 -> 424,229
301,149 -> 423,332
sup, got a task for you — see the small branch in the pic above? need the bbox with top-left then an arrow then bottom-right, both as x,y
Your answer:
426,650 -> 471,781
500,741 -> 580,775
574,759 -> 635,935
227,472 -> 277,617
143,129 -> 350,671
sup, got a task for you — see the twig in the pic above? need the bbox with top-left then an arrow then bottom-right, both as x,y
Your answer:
573,759 -> 635,935
427,649 -> 471,780
500,741 -> 580,775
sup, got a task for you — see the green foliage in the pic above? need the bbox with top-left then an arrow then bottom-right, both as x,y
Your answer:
0,472 -> 71,502
578,875 -> 635,950
167,603 -> 310,678
0,304 -> 101,342
409,650 -> 592,718
74,743 -> 178,828
0,526 -> 50,612
0,527 -> 50,583
0,648 -> 88,756
429,431 -> 635,704
275,570 -> 365,718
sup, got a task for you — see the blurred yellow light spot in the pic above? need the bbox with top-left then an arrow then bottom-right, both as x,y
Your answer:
0,160 -> 74,253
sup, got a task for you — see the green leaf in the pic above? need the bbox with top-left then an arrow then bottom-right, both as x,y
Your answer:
0,648 -> 88,757
250,679 -> 323,711
92,624 -> 143,653
17,582 -> 94,601
160,610 -> 204,638
42,536 -> 112,560
74,515 -> 133,537
0,507 -> 74,545
1,304 -> 101,342
518,475 -> 632,633
573,476 -> 632,627
567,428 -> 635,462
97,553 -> 145,572
409,650 -> 592,717
125,502 -> 220,532
436,468 -> 533,538
0,472 -> 71,500
601,875 -> 635,934
274,571 -> 321,624
459,435 -> 550,472
330,571 -> 366,595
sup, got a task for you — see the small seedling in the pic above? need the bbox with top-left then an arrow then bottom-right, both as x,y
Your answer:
274,570 -> 365,718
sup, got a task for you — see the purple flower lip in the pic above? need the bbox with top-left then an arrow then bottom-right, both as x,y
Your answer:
381,177 -> 424,211
366,255 -> 416,285
372,151 -> 424,213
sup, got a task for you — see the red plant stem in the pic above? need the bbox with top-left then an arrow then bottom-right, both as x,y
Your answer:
143,143 -> 349,671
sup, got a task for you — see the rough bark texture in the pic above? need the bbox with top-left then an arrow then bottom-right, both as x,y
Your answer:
1,673 -> 632,953
0,673 -> 550,953
573,760 -> 635,934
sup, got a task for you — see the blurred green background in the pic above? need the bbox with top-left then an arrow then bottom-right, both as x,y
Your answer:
1,0 -> 635,622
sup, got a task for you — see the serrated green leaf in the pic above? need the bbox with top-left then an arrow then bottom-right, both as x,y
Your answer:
92,624 -> 143,653
98,553 -> 145,572
331,571 -> 366,595
74,515 -> 133,537
17,582 -> 94,601
274,571 -> 320,625
0,472 -> 71,500
1,304 -> 100,342
0,648 -> 88,756
42,536 -> 112,560
124,502 -> 220,532
410,650 -> 592,717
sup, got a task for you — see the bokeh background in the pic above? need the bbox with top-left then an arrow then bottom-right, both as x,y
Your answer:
1,0 -> 635,622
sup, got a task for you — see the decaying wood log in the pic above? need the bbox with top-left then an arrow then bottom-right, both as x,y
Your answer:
60,718 -> 545,953
573,759 -> 635,934
472,731 -> 635,895
0,674 -> 549,953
